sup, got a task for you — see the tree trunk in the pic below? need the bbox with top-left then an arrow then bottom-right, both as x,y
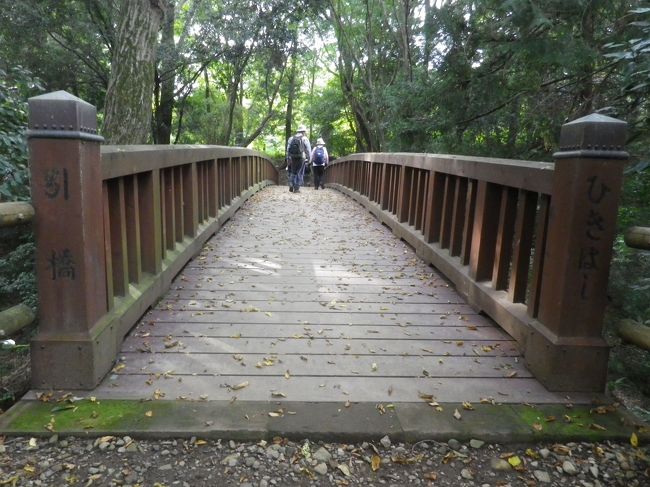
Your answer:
103,0 -> 165,144
153,0 -> 175,144
285,51 -> 298,147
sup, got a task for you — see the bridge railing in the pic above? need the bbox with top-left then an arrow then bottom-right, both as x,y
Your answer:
27,91 -> 277,389
326,115 -> 628,392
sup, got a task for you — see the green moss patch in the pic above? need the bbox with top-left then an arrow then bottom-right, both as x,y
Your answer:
513,404 -> 635,441
0,399 -> 173,435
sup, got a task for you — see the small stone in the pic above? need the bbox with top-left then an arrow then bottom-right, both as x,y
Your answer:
245,457 -> 256,467
448,439 -> 461,451
490,458 -> 511,471
590,465 -> 599,478
313,447 -> 332,463
539,448 -> 550,459
380,435 -> 391,449
314,463 -> 328,475
563,460 -> 578,475
229,440 -> 237,449
48,435 -> 59,444
158,464 -> 173,471
534,470 -> 551,483
469,439 -> 485,449
460,468 -> 473,480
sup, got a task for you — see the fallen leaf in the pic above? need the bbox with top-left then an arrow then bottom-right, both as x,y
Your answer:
507,455 -> 522,468
423,472 -> 438,480
145,410 -> 153,417
371,363 -> 378,372
231,381 -> 249,390
371,455 -> 381,471
589,423 -> 606,431
338,464 -> 351,476
631,432 -> 639,448
271,392 -> 286,398
532,422 -> 543,432
462,401 -> 474,411
453,408 -> 462,420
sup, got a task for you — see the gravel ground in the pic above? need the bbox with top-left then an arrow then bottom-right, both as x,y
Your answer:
1,434 -> 648,486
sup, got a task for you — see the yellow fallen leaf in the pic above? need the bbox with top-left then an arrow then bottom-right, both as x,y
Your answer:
507,455 -> 522,468
462,401 -> 474,411
145,410 -> 153,417
532,422 -> 543,432
195,439 -> 208,446
589,423 -> 606,431
284,370 -> 291,379
525,448 -> 539,459
371,455 -> 381,471
271,392 -> 286,398
371,363 -> 378,372
631,432 -> 639,448
231,381 -> 249,390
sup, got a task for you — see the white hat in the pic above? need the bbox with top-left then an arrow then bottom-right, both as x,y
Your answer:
297,125 -> 307,133
316,138 -> 325,145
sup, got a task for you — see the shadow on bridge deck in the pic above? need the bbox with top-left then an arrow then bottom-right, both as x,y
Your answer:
2,185 -> 632,442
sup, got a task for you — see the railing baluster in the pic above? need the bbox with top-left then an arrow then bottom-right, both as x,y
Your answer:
440,175 -> 456,249
138,170 -> 162,274
449,177 -> 468,257
469,181 -> 501,281
107,178 -> 129,296
124,175 -> 142,283
527,193 -> 549,317
508,189 -> 537,303
492,186 -> 518,290
460,179 -> 477,265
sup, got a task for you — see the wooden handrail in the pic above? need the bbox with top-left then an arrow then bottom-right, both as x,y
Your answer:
326,114 -> 628,392
26,91 -> 278,389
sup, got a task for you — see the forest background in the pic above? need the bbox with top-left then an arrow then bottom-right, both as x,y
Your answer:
0,0 -> 649,411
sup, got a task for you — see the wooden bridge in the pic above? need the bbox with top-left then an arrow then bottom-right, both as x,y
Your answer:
23,91 -> 628,405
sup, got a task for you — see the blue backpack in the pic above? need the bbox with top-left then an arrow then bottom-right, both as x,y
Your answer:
313,146 -> 326,166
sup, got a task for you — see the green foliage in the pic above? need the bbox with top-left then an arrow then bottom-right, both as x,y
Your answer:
0,66 -> 42,201
0,232 -> 36,310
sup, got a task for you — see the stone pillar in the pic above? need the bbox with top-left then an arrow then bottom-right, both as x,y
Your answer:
525,114 -> 628,391
28,91 -> 112,389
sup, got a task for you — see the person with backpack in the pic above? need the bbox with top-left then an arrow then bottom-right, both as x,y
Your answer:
309,137 -> 329,190
286,125 -> 311,193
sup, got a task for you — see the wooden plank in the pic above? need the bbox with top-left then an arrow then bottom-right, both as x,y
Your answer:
128,322 -> 512,340
153,299 -> 476,315
118,353 -> 530,378
121,335 -> 519,356
92,375 -> 588,404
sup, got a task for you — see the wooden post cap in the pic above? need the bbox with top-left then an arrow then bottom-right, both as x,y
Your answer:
554,113 -> 627,160
27,90 -> 103,142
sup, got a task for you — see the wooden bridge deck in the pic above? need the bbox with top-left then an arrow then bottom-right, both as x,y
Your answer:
89,186 -> 593,405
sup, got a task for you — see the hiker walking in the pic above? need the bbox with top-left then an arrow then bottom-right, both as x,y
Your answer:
310,137 -> 329,190
286,126 -> 311,193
